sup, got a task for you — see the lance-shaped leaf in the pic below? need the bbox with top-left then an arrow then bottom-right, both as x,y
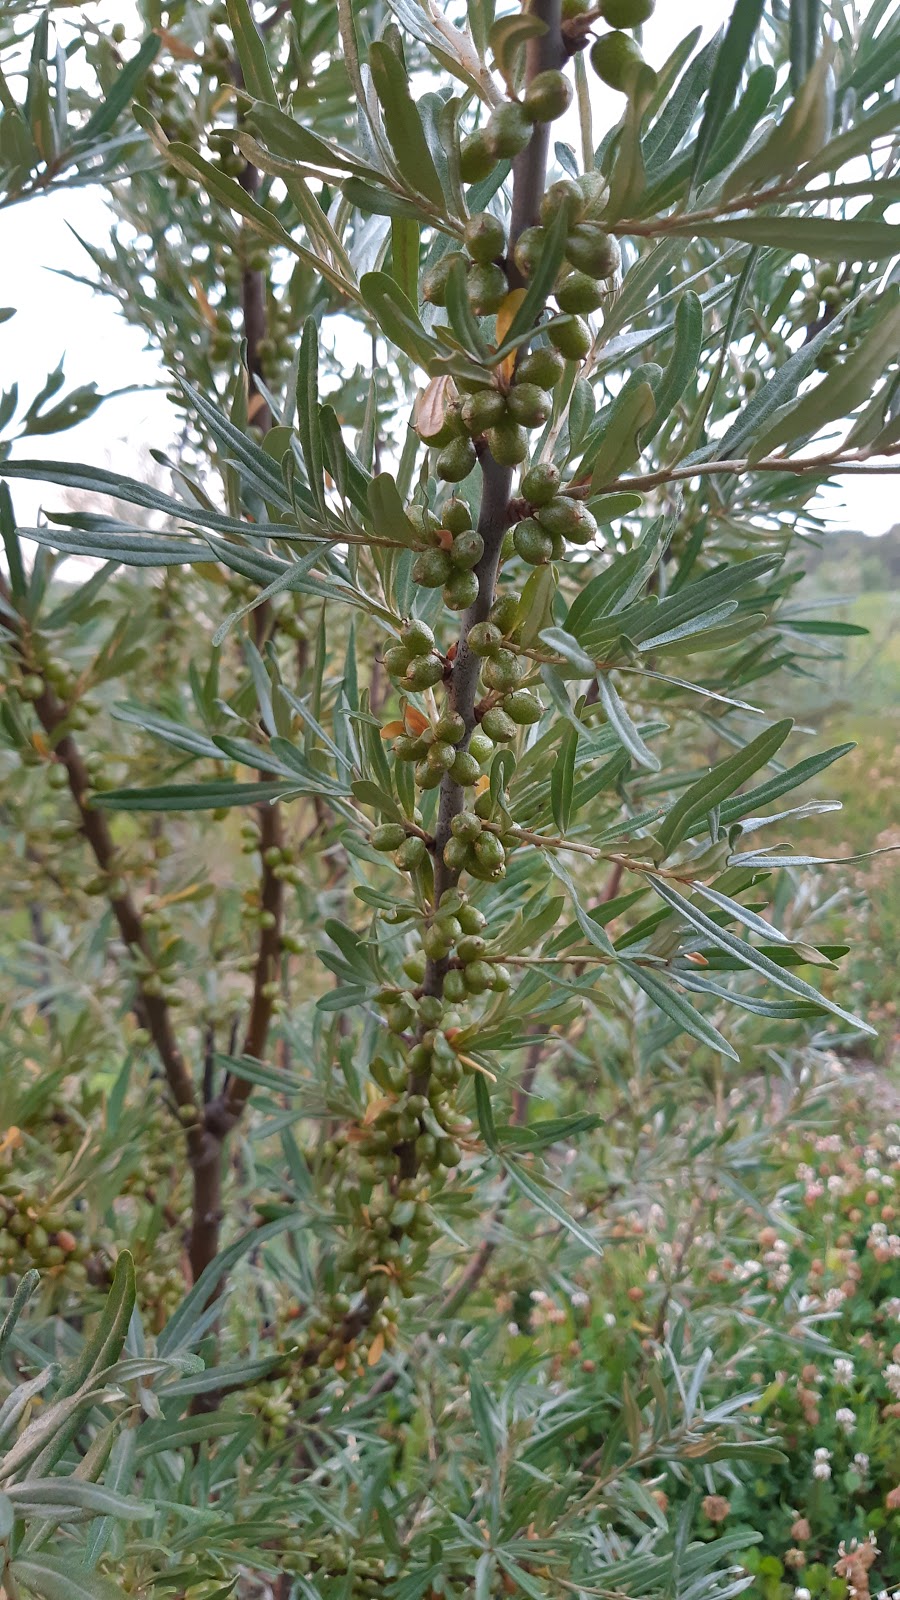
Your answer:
673,216 -> 900,261
360,271 -> 442,368
78,33 -> 160,143
641,291 -> 703,447
598,674 -> 661,772
581,365 -> 660,488
620,960 -> 739,1060
226,0 -> 277,103
657,719 -> 792,856
501,1157 -> 603,1260
648,878 -> 875,1035
369,39 -> 445,208
690,0 -> 766,185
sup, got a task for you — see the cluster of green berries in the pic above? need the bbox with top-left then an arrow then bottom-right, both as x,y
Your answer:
459,69 -> 574,184
512,460 -> 599,565
516,174 -> 621,318
0,1188 -> 86,1280
405,500 -> 484,611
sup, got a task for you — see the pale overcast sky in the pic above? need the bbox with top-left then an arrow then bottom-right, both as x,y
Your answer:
1,0 -> 894,537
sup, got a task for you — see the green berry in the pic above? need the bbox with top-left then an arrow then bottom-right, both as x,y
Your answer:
457,933 -> 487,962
423,924 -> 452,960
443,836 -> 471,872
405,654 -> 445,690
435,710 -> 466,741
443,968 -> 468,1002
468,261 -> 509,316
415,759 -> 444,790
483,648 -> 524,691
437,1138 -> 461,1167
460,129 -> 496,184
443,569 -> 480,610
443,497 -> 472,534
517,345 -> 566,389
463,959 -> 496,993
437,436 -> 478,482
451,530 -> 485,569
402,619 -> 436,656
489,594 -> 520,634
422,251 -> 467,306
481,706 -> 517,743
403,952 -> 427,982
513,225 -> 547,280
566,223 -> 621,279
523,69 -> 573,124
458,903 -> 486,935
540,177 -> 587,228
601,0 -> 655,26
467,621 -> 502,657
514,517 -> 554,565
450,750 -> 481,785
547,314 -> 592,359
536,496 -> 598,544
464,211 -> 506,263
393,734 -> 426,761
485,102 -> 532,159
451,810 -> 482,843
384,644 -> 413,676
556,270 -> 604,315
486,418 -> 529,466
507,382 -> 553,428
397,836 -> 427,871
427,739 -> 458,771
521,461 -> 561,505
590,30 -> 644,92
412,548 -> 452,588
461,389 -> 507,435
372,823 -> 407,851
503,689 -> 543,725
468,729 -> 494,763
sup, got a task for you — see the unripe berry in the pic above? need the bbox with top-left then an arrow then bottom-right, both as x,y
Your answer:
514,517 -> 554,565
402,619 -> 436,656
523,69 -> 573,124
403,951 -> 427,982
437,436 -> 477,482
536,496 -> 598,544
486,418 -> 529,466
467,621 -> 502,656
393,734 -> 426,761
372,822 -> 407,851
443,836 -> 470,872
460,129 -> 496,183
566,223 -> 621,279
601,0 -> 655,25
442,497 -> 472,534
467,261 -> 508,316
481,706 -> 517,742
437,1138 -> 461,1166
547,314 -> 592,359
443,569 -> 480,610
451,810 -> 482,843
457,933 -> 487,962
423,924 -> 452,960
483,648 -> 524,691
507,382 -> 553,428
406,654 -> 445,690
540,177 -> 587,228
556,270 -> 604,315
461,388 -> 507,435
428,739 -> 458,771
489,595 -> 520,634
458,903 -> 487,934
435,710 -> 466,741
590,30 -> 645,92
513,225 -> 547,280
468,729 -> 494,763
490,964 -> 512,991
463,959 -> 496,993
422,251 -> 467,306
412,548 -> 452,588
451,530 -> 485,569
443,968 -> 468,1002
503,689 -> 543,724
517,345 -> 566,389
521,461 -> 561,505
450,750 -> 481,785
464,211 -> 506,263
415,759 -> 444,790
485,102 -> 532,159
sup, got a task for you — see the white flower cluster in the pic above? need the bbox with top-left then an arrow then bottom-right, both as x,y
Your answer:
883,1361 -> 900,1400
867,1221 -> 900,1258
834,1357 -> 854,1385
812,1446 -> 832,1480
